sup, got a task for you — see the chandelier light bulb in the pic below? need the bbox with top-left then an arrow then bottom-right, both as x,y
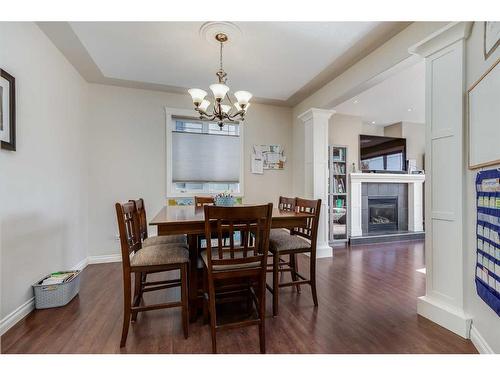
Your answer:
209,84 -> 230,100
234,91 -> 252,106
234,102 -> 251,112
199,99 -> 210,112
220,104 -> 231,114
188,88 -> 207,106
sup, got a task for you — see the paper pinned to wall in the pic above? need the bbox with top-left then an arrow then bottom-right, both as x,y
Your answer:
251,144 -> 286,173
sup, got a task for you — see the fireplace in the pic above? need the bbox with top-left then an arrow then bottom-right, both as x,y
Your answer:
368,197 -> 398,233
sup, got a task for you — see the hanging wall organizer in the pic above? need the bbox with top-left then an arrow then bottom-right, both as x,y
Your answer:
475,168 -> 500,316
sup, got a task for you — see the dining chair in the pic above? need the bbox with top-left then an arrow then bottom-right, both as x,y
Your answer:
130,198 -> 187,247
267,197 -> 321,316
201,203 -> 273,354
270,196 -> 301,293
115,201 -> 190,347
194,196 -> 215,207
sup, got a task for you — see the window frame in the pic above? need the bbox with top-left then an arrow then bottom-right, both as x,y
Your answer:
165,107 -> 245,198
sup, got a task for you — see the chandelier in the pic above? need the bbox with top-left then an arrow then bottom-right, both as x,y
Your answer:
188,32 -> 252,129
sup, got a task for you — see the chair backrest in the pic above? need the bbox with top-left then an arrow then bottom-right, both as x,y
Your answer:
294,198 -> 321,248
115,201 -> 142,269
278,196 -> 296,212
129,198 -> 148,241
195,196 -> 215,207
203,204 -> 273,274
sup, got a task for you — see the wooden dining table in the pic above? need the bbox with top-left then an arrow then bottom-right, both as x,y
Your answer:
150,205 -> 313,320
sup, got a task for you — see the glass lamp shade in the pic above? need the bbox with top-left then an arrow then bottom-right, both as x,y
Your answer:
221,104 -> 231,114
199,99 -> 210,112
234,102 -> 251,112
188,88 -> 207,105
234,91 -> 252,106
209,84 -> 230,100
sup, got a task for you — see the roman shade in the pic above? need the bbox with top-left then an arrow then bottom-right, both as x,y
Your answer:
172,131 -> 240,183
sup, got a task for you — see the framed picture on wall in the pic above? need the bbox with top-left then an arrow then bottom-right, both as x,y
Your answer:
484,21 -> 500,60
0,68 -> 16,151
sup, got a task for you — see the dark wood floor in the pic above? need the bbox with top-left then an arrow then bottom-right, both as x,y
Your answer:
1,240 -> 477,354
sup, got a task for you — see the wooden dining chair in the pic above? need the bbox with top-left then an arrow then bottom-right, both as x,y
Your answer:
201,203 -> 273,354
267,197 -> 321,316
270,196 -> 301,293
130,198 -> 187,247
115,201 -> 190,347
194,196 -> 215,207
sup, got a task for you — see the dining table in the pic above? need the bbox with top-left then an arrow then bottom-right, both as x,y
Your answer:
150,204 -> 313,321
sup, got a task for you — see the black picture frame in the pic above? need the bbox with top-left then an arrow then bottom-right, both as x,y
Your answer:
0,68 -> 16,151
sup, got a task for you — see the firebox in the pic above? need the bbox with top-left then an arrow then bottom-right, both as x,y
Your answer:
368,197 -> 398,233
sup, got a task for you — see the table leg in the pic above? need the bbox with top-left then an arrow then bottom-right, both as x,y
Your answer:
187,234 -> 199,322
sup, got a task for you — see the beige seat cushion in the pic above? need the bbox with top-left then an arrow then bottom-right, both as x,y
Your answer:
143,234 -> 187,247
131,244 -> 189,267
269,228 -> 311,252
201,250 -> 261,271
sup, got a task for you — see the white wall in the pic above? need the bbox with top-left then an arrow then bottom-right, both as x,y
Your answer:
0,23 -> 89,321
464,22 -> 500,353
87,84 -> 293,257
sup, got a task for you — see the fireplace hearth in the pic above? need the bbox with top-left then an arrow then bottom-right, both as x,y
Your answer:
368,197 -> 398,233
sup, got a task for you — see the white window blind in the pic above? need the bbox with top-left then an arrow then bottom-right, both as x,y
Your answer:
172,120 -> 241,183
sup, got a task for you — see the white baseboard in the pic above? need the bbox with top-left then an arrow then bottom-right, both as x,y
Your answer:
88,254 -> 122,264
316,244 -> 333,258
417,295 -> 472,338
0,297 -> 35,336
0,253 -> 121,337
470,325 -> 495,354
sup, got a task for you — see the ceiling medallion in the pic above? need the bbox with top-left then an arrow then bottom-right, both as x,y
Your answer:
188,28 -> 251,129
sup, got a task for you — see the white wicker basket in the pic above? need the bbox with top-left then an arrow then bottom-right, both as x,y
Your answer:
33,270 -> 81,309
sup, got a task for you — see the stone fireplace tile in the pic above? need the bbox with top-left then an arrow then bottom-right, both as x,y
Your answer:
362,183 -> 367,196
379,184 -> 389,195
362,196 -> 368,209
388,184 -> 399,195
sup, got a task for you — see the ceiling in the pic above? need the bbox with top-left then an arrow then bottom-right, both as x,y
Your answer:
39,21 -> 410,106
334,61 -> 425,126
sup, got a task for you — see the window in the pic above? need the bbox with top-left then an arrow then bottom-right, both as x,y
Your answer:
166,111 -> 243,197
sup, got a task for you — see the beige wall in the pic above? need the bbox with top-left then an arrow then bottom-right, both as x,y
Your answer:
401,122 -> 425,170
293,22 -> 447,197
0,23 -> 89,322
384,123 -> 403,138
464,22 -> 500,353
329,114 -> 363,173
87,84 -> 293,257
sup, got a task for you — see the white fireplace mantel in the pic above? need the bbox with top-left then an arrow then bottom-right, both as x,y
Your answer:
349,173 -> 425,237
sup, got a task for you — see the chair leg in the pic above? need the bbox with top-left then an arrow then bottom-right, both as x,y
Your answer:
290,254 -> 301,293
120,272 -> 132,347
310,254 -> 318,307
208,277 -> 218,353
272,251 -> 279,317
202,267 -> 209,324
181,264 -> 189,339
258,277 -> 266,354
131,272 -> 142,322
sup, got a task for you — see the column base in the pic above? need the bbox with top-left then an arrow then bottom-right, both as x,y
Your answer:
316,244 -> 333,258
417,295 -> 472,338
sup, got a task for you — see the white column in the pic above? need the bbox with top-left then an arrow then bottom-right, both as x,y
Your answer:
298,108 -> 335,258
409,22 -> 473,338
408,181 -> 424,232
350,181 -> 363,237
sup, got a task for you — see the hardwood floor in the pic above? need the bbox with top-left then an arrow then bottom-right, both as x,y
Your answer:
1,240 -> 477,354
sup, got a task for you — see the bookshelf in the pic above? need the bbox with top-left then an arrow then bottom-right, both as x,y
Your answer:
328,145 -> 348,243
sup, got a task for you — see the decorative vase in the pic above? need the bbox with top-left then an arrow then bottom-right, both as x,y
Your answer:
215,196 -> 235,206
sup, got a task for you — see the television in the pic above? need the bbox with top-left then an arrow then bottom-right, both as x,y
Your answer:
359,134 -> 407,172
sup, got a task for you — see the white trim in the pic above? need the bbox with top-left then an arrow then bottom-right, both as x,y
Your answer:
350,172 -> 425,184
0,297 -> 35,336
0,254 -> 122,336
88,254 -> 122,264
164,106 -> 245,199
417,295 -> 472,338
409,22 -> 473,58
470,325 -> 495,354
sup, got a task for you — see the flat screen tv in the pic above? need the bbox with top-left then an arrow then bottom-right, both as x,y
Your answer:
359,134 -> 406,172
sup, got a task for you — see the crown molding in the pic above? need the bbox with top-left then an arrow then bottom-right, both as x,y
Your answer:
298,108 -> 336,123
408,22 -> 473,57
